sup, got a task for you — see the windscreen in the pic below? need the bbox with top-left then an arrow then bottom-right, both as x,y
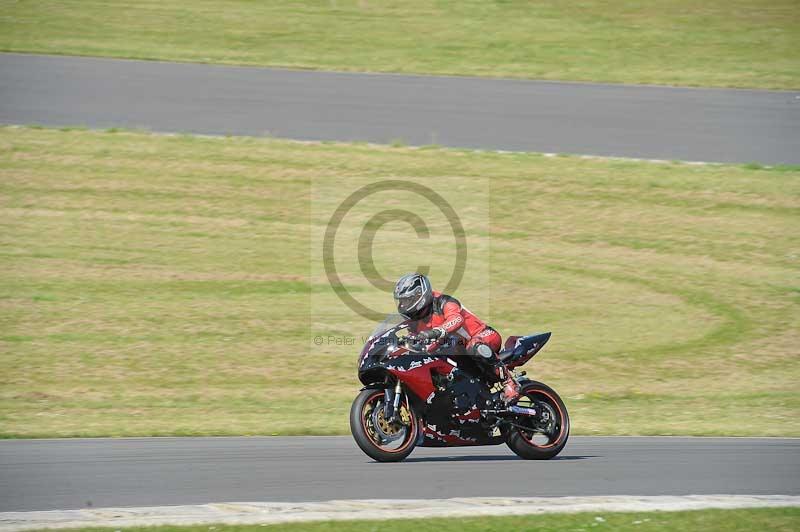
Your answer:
368,313 -> 407,339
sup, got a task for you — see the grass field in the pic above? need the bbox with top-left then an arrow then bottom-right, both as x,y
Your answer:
45,507 -> 800,532
0,0 -> 798,89
0,126 -> 798,438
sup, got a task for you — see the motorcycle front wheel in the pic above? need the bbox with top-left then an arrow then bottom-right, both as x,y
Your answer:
506,380 -> 570,460
350,388 -> 419,462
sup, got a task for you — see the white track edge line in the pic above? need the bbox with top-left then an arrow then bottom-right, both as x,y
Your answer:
1,495 -> 798,531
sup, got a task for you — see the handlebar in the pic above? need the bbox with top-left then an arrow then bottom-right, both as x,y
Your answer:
400,333 -> 434,351
400,334 -> 419,346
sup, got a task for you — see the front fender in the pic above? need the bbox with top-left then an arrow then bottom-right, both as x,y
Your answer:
359,382 -> 392,391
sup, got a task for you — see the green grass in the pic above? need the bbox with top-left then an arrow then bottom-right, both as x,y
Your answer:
44,507 -> 800,532
0,1 -> 798,89
0,126 -> 799,438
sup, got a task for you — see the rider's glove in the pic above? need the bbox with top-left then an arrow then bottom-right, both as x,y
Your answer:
419,328 -> 444,341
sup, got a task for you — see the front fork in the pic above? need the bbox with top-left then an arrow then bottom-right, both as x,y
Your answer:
383,380 -> 403,422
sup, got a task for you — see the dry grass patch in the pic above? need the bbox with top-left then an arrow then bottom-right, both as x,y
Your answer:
0,126 -> 798,437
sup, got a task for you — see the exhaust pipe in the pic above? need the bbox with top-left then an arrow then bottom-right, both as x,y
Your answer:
508,405 -> 537,416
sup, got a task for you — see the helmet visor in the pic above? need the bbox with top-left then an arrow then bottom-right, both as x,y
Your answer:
395,292 -> 423,317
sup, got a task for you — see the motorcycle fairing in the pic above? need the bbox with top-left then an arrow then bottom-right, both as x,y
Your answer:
498,332 -> 552,369
421,424 -> 478,446
385,352 -> 453,403
419,422 -> 506,447
417,365 -> 506,447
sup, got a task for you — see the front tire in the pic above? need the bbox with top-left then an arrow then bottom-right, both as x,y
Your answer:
350,388 -> 418,462
506,381 -> 569,460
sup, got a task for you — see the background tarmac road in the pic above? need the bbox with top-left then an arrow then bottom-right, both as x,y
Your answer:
1,436 -> 798,512
1,53 -> 798,164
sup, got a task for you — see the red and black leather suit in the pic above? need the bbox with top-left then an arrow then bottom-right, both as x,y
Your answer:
410,291 -> 503,369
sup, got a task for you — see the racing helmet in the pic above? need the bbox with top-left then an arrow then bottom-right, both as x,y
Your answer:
393,273 -> 433,320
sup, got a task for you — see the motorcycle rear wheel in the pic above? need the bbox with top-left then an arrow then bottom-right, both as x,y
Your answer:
350,388 -> 419,462
506,380 -> 569,460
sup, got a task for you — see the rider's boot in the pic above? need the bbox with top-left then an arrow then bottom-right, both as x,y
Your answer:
495,364 -> 520,404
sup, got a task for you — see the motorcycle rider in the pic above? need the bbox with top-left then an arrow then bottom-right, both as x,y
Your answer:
393,273 -> 520,404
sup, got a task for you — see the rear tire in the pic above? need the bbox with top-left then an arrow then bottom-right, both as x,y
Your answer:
506,381 -> 569,460
350,389 -> 418,462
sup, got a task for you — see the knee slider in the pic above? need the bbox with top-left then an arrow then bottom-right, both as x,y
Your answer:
474,343 -> 494,359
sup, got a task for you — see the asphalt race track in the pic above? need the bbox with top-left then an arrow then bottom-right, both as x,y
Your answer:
1,53 -> 799,164
1,436 -> 798,512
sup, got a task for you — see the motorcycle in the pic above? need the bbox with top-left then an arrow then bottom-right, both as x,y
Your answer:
350,314 -> 569,462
